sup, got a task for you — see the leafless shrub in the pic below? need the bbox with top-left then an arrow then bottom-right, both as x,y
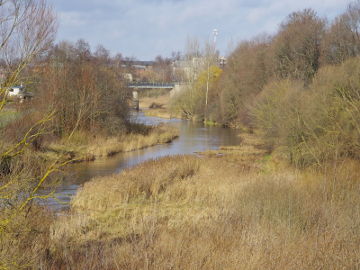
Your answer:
0,0 -> 58,268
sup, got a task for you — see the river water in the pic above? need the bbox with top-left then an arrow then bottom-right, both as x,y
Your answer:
48,112 -> 241,210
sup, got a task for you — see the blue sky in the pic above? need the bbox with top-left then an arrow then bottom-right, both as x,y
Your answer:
48,0 -> 350,60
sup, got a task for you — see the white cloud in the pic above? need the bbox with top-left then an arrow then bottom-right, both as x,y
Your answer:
49,0 -> 350,59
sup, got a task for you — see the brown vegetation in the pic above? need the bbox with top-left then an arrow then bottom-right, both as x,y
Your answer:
44,134 -> 360,269
171,65 -> 223,121
26,39 -> 130,138
1,0 -> 360,268
171,2 -> 360,168
253,57 -> 360,167
0,1 -> 59,269
45,124 -> 179,161
140,94 -> 175,119
175,2 -> 360,133
211,8 -> 325,127
0,2 -> 178,268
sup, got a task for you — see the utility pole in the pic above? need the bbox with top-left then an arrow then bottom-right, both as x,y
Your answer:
205,29 -> 218,122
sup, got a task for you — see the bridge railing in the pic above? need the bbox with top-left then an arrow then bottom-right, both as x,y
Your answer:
128,82 -> 184,88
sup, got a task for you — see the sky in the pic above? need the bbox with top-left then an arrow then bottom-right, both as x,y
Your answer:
48,0 -> 350,60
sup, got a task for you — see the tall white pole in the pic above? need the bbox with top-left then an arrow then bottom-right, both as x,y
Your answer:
205,29 -> 218,122
213,29 -> 218,46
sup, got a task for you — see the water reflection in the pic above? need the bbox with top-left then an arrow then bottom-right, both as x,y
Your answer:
48,113 -> 241,210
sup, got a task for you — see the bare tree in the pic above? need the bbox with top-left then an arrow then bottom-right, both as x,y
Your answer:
75,38 -> 91,61
94,44 -> 110,64
0,0 -> 56,109
322,1 -> 360,64
185,36 -> 201,60
0,1 -> 57,268
273,9 -> 324,85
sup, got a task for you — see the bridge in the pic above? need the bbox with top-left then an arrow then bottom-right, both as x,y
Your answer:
128,82 -> 176,89
129,82 -> 186,111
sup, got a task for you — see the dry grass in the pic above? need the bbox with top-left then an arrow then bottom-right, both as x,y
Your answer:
140,94 -> 170,110
140,94 -> 181,119
0,109 -> 20,129
0,206 -> 53,269
143,109 -> 173,119
48,133 -> 360,269
45,124 -> 179,162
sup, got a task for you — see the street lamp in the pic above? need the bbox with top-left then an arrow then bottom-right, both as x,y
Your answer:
213,29 -> 218,45
205,28 -> 218,122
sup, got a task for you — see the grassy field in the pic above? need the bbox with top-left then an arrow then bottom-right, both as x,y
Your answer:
48,133 -> 360,269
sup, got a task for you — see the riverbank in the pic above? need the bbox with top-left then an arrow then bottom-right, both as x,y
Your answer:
140,94 -> 181,119
139,93 -> 243,128
44,123 -> 179,162
48,132 -> 360,269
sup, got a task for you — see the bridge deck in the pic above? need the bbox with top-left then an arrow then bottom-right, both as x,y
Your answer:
128,83 -> 176,89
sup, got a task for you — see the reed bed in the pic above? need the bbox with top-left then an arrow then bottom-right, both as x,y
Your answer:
48,134 -> 360,269
46,124 -> 179,162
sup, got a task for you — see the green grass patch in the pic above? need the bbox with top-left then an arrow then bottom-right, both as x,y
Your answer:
0,110 -> 21,128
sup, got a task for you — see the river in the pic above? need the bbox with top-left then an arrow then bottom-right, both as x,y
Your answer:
48,112 -> 241,210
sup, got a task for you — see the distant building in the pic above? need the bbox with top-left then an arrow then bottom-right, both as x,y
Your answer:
219,56 -> 227,68
5,85 -> 33,101
172,56 -> 226,82
123,73 -> 133,82
172,57 -> 207,82
121,60 -> 155,82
